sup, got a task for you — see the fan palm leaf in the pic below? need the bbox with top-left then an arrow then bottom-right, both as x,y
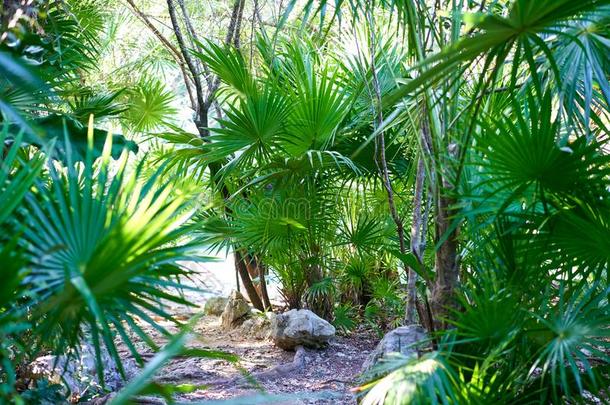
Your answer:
23,126 -> 210,383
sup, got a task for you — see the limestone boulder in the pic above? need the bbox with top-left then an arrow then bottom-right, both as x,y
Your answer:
271,309 -> 335,350
203,296 -> 229,316
361,325 -> 428,373
220,290 -> 251,329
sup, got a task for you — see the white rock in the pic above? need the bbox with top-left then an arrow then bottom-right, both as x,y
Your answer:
271,309 -> 335,350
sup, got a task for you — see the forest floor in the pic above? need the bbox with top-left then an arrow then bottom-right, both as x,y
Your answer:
154,316 -> 375,404
114,265 -> 379,404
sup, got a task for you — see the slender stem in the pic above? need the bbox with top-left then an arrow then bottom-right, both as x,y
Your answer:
407,0 -> 460,329
166,0 -> 206,132
366,6 -> 407,261
249,0 -> 259,69
234,250 -> 265,311
255,257 -> 272,310
201,0 -> 246,125
405,153 -> 425,324
175,0 -> 224,125
124,0 -> 197,109
233,0 -> 245,48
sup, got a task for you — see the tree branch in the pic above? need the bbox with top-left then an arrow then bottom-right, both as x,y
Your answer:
166,0 -> 206,131
124,0 -> 197,109
366,7 -> 407,262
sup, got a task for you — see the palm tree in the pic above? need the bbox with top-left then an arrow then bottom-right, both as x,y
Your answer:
2,0 -> 609,402
279,0 -> 610,401
0,3 -> 212,399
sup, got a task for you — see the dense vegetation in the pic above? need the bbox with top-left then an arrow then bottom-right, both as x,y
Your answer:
1,0 -> 609,403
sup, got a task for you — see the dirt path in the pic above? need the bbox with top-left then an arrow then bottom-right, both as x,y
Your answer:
115,266 -> 378,404
176,316 -> 376,403
118,313 -> 377,404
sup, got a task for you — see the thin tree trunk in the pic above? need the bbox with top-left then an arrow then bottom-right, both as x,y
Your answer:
256,257 -> 272,310
232,0 -> 246,48
366,7 -> 407,263
125,0 -> 197,109
225,0 -> 245,45
166,0 -> 206,130
217,182 -> 265,310
176,0 -> 226,122
405,154 -> 425,324
404,0 -> 461,330
197,0 -> 246,133
243,252 -> 271,309
234,250 -> 265,311
249,0 -> 259,68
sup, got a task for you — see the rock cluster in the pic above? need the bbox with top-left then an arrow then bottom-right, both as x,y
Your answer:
213,294 -> 337,350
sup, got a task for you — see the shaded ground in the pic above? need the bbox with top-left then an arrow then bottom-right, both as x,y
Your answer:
182,317 -> 375,403
119,315 -> 377,404
115,264 -> 378,404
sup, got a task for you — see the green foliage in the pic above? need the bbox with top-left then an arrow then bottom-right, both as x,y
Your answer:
361,352 -> 459,405
2,0 -> 610,403
0,3 -> 212,402
345,0 -> 610,402
123,79 -> 177,133
333,303 -> 358,334
67,88 -> 128,124
0,117 -> 206,401
361,77 -> 610,405
10,115 -> 138,163
24,130 -> 206,379
364,278 -> 404,333
0,240 -> 30,403
20,380 -> 66,405
0,125 -> 45,401
0,52 -> 49,132
0,128 -> 45,225
169,34 -> 408,321
209,87 -> 290,168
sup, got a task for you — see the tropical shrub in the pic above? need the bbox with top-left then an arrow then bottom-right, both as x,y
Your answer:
2,0 -> 610,403
0,122 -> 208,401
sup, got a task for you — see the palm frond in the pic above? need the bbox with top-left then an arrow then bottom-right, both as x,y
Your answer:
23,128 -> 210,383
122,78 -> 177,133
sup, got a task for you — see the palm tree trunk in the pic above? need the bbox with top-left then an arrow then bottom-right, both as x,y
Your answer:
256,258 -> 272,310
430,182 -> 458,329
366,6 -> 408,270
244,253 -> 272,310
403,0 -> 461,330
234,250 -> 265,310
